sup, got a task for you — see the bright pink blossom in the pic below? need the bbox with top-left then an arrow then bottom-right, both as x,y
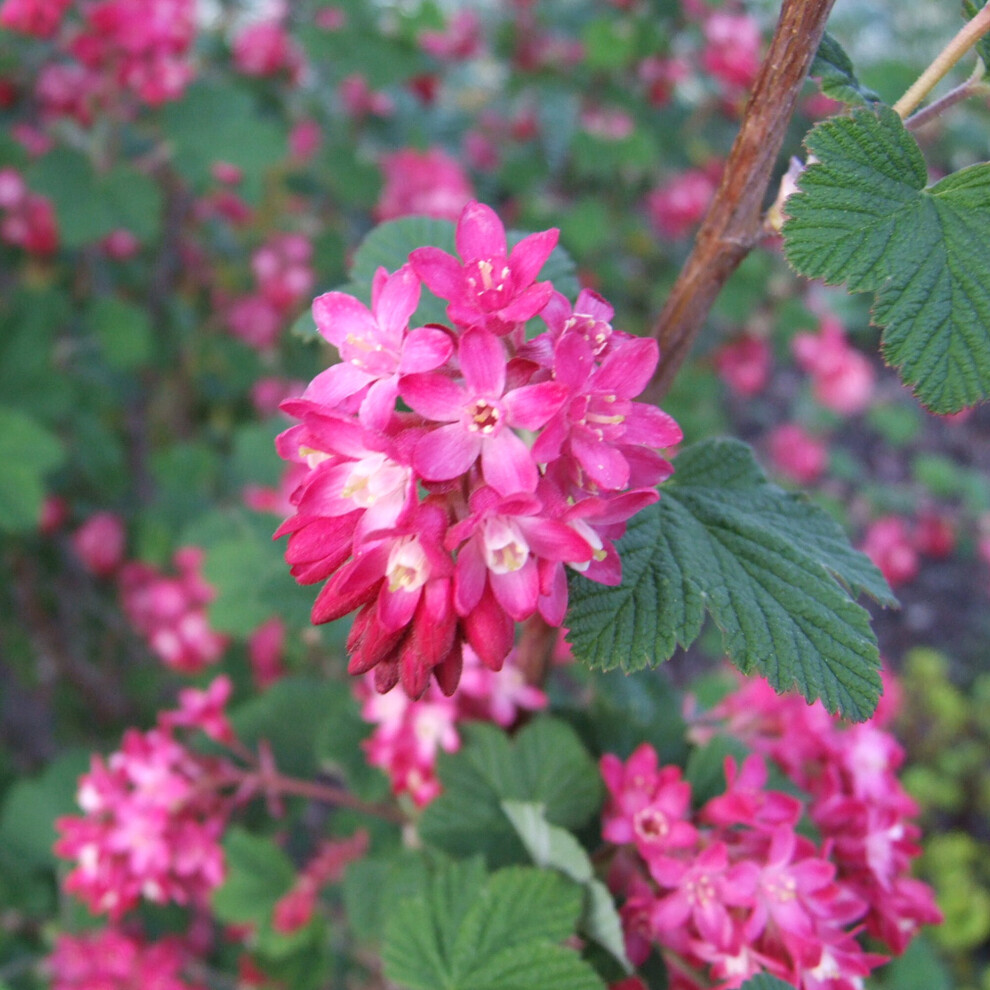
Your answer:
232,20 -> 303,80
646,167 -> 718,240
419,10 -> 483,61
0,0 -> 70,37
767,423 -> 828,486
713,333 -> 772,397
859,516 -> 919,588
72,511 -> 127,578
410,201 -> 559,337
376,147 -> 475,223
793,315 -> 875,415
701,12 -> 763,93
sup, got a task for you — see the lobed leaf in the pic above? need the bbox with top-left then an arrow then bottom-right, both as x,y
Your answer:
566,439 -> 892,721
783,104 -> 990,412
809,33 -> 882,106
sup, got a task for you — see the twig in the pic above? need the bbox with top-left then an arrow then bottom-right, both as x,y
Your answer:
905,64 -> 989,130
515,613 -> 558,689
646,0 -> 838,401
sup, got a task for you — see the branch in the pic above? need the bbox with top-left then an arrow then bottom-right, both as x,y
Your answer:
646,0 -> 837,400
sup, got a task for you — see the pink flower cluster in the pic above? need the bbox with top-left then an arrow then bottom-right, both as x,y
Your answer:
793,314 -> 875,416
859,512 -> 955,589
225,233 -> 315,351
0,166 -> 58,255
359,645 -> 547,806
119,547 -> 229,674
602,677 -> 941,989
276,201 -> 681,697
71,510 -> 127,578
646,164 -> 721,240
0,0 -> 71,38
375,147 -> 475,224
48,927 -> 203,990
54,680 -> 236,920
273,830 -> 369,934
232,18 -> 304,81
712,332 -> 772,398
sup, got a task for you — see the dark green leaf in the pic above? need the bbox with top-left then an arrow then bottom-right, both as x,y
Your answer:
383,860 -> 604,990
740,976 -> 798,990
809,33 -> 882,106
566,439 -> 892,720
89,296 -> 153,370
418,717 -> 602,866
783,105 -> 990,412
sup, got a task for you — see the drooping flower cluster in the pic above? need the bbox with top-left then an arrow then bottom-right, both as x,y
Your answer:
119,547 -> 229,674
601,675 -> 941,989
224,232 -> 315,351
276,201 -> 681,697
359,645 -> 548,806
375,147 -> 475,223
792,313 -> 875,416
47,927 -> 203,990
54,679 -> 237,920
0,166 -> 58,255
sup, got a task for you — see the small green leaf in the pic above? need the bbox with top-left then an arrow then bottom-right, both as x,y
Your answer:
503,801 -> 632,974
740,976 -> 800,990
566,439 -> 892,721
783,105 -> 990,412
809,33 -> 882,106
0,407 -> 65,532
383,860 -> 604,990
418,717 -> 602,865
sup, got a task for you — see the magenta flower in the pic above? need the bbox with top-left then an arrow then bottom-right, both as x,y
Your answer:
444,485 -> 593,623
307,263 -> 453,430
401,326 -> 567,495
409,200 -> 559,336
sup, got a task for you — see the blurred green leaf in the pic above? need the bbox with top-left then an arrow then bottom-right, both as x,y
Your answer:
89,296 -> 153,371
809,33 -> 882,106
0,407 -> 65,533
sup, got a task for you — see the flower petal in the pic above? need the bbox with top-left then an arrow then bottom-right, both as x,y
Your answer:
312,292 -> 377,348
498,281 -> 554,323
508,227 -> 558,286
400,372 -> 465,422
459,326 -> 506,397
359,376 -> 399,431
302,362 -> 374,409
415,422 -> 480,481
399,326 -> 454,373
572,433 -> 630,490
373,263 -> 421,337
409,246 -> 463,302
504,381 -> 569,430
481,430 -> 538,495
490,558 -> 539,621
597,337 -> 659,397
455,201 -> 506,261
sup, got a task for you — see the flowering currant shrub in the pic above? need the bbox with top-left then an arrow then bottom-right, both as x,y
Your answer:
1,1 -> 989,989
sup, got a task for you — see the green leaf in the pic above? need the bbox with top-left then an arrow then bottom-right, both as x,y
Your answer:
343,853 -> 430,941
0,407 -> 65,532
503,801 -> 632,974
809,33 -> 881,106
211,828 -> 313,959
27,151 -> 162,246
963,1 -> 990,68
418,717 -> 602,866
566,439 -> 892,721
162,83 -> 287,199
0,750 -> 90,873
89,296 -> 153,370
740,976 -> 799,990
684,734 -> 750,805
383,860 -> 604,990
231,675 -> 361,781
783,104 -> 990,412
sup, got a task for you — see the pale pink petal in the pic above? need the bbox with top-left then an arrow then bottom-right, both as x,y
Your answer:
504,381 -> 568,430
399,326 -> 453,373
455,201 -> 506,260
518,518 -> 592,562
582,543 -> 623,585
312,292 -> 377,347
400,372 -> 465,422
537,563 -> 568,625
374,264 -> 421,337
490,558 -> 539,621
459,327 -> 506,397
302,362 -> 374,407
409,246 -> 463,301
415,423 -> 480,480
508,227 -> 558,285
481,431 -> 538,494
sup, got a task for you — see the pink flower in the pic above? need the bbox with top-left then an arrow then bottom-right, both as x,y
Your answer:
308,263 -> 452,431
701,12 -> 763,93
376,148 -> 475,223
793,315 -> 875,415
162,675 -> 235,744
646,167 -> 718,240
247,616 -> 286,689
232,20 -> 303,80
48,928 -> 198,990
0,0 -> 71,37
402,326 -> 567,494
713,333 -> 772,397
409,201 -> 559,337
859,516 -> 918,588
419,10 -> 483,61
72,511 -> 127,578
767,423 -> 828,486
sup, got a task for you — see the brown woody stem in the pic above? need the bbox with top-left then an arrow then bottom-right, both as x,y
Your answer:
647,0 -> 837,400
